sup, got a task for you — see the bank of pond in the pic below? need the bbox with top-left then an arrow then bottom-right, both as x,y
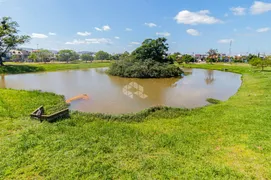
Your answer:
0,67 -> 241,114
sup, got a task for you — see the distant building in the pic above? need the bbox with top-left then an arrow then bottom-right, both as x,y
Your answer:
7,49 -> 31,61
194,54 -> 207,61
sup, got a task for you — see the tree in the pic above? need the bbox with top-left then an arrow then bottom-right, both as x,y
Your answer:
168,52 -> 181,62
57,50 -> 79,63
0,17 -> 30,66
207,49 -> 218,63
250,57 -> 271,71
28,52 -> 38,62
108,38 -> 183,78
95,51 -> 110,60
120,51 -> 130,60
247,54 -> 258,62
109,54 -> 119,60
36,49 -> 53,63
132,38 -> 171,63
181,54 -> 195,64
80,54 -> 94,63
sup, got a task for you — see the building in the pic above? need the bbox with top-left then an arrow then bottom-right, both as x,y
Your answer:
7,49 -> 31,61
194,54 -> 207,61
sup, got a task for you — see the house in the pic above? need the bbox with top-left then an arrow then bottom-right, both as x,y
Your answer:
8,49 -> 31,61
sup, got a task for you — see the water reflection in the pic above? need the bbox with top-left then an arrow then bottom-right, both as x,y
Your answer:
108,75 -> 180,105
0,68 -> 241,114
0,75 -> 6,88
95,68 -> 107,74
205,70 -> 215,85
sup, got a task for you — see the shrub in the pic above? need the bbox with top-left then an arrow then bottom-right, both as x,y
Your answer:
108,59 -> 183,78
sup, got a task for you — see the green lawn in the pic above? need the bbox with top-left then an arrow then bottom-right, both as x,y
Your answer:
0,63 -> 271,179
0,61 -> 111,74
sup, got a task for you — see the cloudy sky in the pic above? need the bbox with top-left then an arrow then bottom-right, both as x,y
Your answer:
0,0 -> 271,54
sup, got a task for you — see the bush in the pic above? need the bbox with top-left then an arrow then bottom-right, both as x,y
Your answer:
108,59 -> 183,78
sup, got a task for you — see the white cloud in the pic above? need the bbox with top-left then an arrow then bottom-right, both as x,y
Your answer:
256,27 -> 270,32
251,1 -> 271,14
125,28 -> 132,31
186,29 -> 200,36
85,38 -> 112,44
65,39 -> 86,45
144,23 -> 157,27
95,25 -> 111,31
65,38 -> 112,45
218,39 -> 234,44
230,7 -> 246,15
95,27 -> 103,31
49,32 -> 56,36
130,42 -> 140,45
224,13 -> 229,17
102,25 -> 111,31
77,31 -> 91,36
31,33 -> 48,39
156,32 -> 171,37
174,10 -> 222,25
115,36 -> 120,39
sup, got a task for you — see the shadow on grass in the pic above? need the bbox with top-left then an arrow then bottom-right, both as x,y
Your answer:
0,65 -> 45,74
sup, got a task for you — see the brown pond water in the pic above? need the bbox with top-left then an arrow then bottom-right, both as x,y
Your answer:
0,68 -> 241,114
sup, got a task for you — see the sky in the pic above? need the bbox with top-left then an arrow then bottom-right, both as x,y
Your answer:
0,0 -> 271,55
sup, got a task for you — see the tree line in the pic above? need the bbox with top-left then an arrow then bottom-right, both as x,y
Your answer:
0,16 -> 129,64
9,48 -> 131,63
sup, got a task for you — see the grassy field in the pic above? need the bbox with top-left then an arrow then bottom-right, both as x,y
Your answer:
0,63 -> 271,179
0,61 -> 111,74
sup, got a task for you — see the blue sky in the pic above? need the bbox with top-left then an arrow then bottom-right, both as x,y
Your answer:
0,0 -> 271,55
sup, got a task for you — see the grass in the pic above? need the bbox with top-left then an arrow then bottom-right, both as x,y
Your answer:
1,63 -> 271,179
0,61 -> 111,74
206,98 -> 221,104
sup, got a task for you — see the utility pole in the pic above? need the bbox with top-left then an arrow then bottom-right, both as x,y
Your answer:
37,44 -> 39,50
229,40 -> 232,62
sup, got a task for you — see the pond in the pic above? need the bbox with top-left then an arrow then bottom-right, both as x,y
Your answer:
0,68 -> 241,114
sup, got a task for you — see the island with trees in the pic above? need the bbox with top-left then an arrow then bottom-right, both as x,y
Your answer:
108,37 -> 183,78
